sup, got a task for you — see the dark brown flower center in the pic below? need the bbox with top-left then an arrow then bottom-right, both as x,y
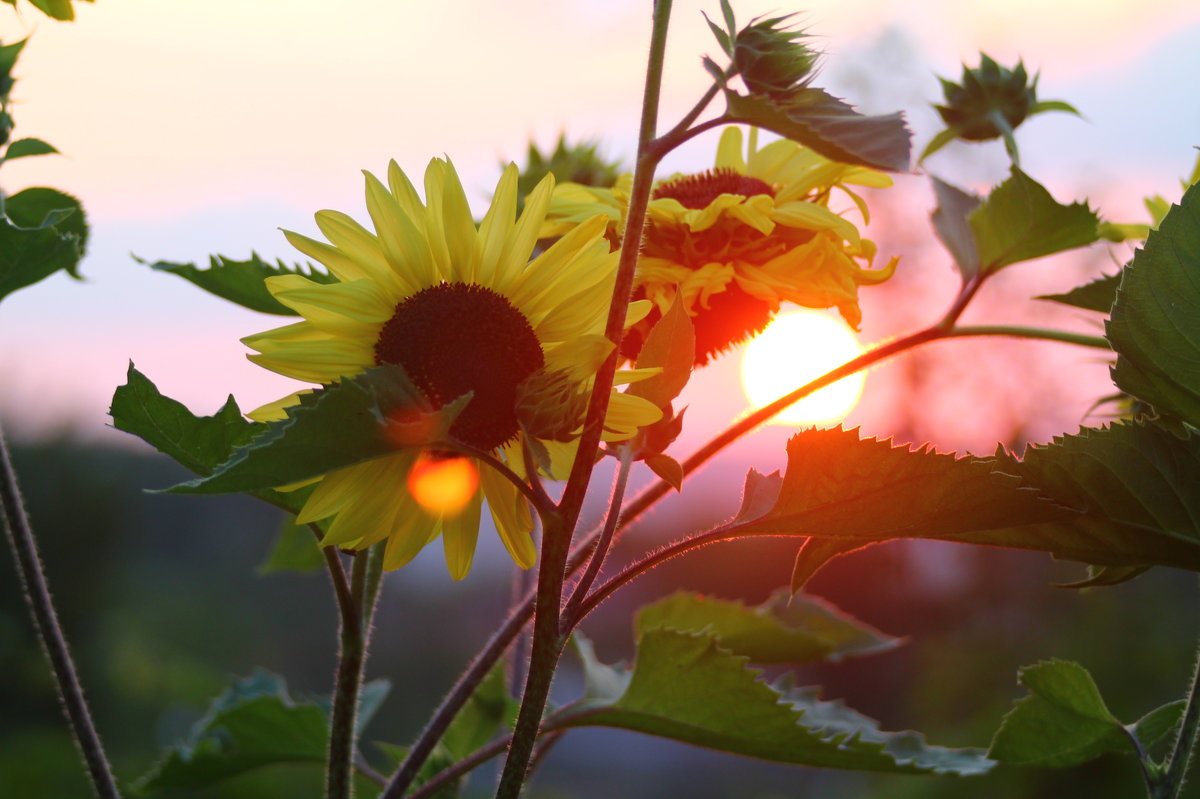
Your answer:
374,283 -> 544,451
652,167 -> 775,209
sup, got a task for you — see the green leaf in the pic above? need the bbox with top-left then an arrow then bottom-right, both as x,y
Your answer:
1107,182 -> 1200,427
918,126 -> 962,163
110,364 -> 260,478
731,467 -> 782,524
629,294 -> 695,408
969,167 -> 1099,273
143,253 -> 336,316
1037,272 -> 1120,313
134,670 -> 331,791
2,136 -> 57,161
28,0 -> 84,21
734,427 -> 1073,587
557,629 -> 993,775
109,364 -> 308,513
0,187 -> 87,301
167,364 -> 465,496
258,517 -> 324,574
989,660 -> 1182,767
643,453 -> 683,492
999,421 -> 1200,576
930,177 -> 982,281
635,589 -> 899,664
703,14 -> 733,57
4,186 -> 88,251
1030,99 -> 1082,116
724,87 -> 911,172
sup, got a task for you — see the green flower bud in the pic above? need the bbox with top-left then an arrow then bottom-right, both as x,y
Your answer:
732,14 -> 818,98
935,54 -> 1036,141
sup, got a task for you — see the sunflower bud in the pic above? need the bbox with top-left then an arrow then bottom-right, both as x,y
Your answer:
935,54 -> 1035,141
515,367 -> 589,442
922,53 -> 1080,163
514,135 -> 622,210
731,14 -> 818,98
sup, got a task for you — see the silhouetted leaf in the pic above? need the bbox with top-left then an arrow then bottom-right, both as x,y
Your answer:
930,177 -> 982,281
144,253 -> 336,316
1108,182 -> 1200,427
629,294 -> 695,408
724,87 -> 910,172
1038,272 -> 1120,313
2,137 -> 57,161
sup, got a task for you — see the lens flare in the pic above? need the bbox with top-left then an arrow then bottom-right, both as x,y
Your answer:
740,309 -> 866,425
407,454 -> 479,515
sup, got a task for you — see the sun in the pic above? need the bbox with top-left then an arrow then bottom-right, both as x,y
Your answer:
739,309 -> 866,425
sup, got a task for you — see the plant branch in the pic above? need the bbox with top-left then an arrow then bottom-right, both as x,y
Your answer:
326,547 -> 369,799
946,325 -> 1110,349
0,426 -> 121,799
379,593 -> 535,798
561,445 -> 634,633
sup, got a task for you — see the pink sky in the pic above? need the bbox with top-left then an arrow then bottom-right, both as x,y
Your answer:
1,0 -> 1198,458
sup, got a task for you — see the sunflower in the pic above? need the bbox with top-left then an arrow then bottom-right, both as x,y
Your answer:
243,158 -> 661,579
542,126 -> 897,365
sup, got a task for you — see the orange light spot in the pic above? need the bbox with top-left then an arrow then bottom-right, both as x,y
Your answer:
407,455 -> 479,515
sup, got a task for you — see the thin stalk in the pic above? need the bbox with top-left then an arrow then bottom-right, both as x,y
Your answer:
937,273 -> 985,330
561,445 -> 634,633
326,549 -> 369,799
446,441 -> 556,520
0,426 -> 120,799
1161,635 -> 1200,798
946,325 -> 1110,349
410,737 -> 512,799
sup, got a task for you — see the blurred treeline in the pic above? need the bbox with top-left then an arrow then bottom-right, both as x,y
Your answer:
2,436 -> 1197,798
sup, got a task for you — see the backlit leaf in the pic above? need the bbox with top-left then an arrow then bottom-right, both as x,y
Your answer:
556,629 -> 992,775
635,589 -> 898,664
2,136 -> 57,161
629,294 -> 695,408
0,187 -> 86,301
990,660 -> 1182,767
970,167 -> 1099,273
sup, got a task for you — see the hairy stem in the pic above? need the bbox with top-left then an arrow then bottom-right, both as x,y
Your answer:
1161,633 -> 1200,798
0,426 -> 121,799
326,549 -> 369,799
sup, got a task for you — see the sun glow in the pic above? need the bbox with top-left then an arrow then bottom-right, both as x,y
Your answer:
740,309 -> 866,425
407,455 -> 480,515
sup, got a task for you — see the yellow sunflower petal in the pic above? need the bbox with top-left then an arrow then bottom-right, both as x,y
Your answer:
715,126 -> 748,173
478,464 -> 536,568
318,458 -> 405,547
382,496 -> 442,571
247,391 -> 311,422
498,171 -> 556,292
476,164 -> 519,287
424,159 -> 478,282
314,210 -> 399,288
283,230 -> 371,283
603,392 -> 663,441
363,170 -> 435,292
441,490 -> 483,580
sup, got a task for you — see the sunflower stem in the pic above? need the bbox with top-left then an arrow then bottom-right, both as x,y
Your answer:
0,426 -> 121,799
326,548 -> 369,799
494,5 -> 675,798
1159,628 -> 1200,798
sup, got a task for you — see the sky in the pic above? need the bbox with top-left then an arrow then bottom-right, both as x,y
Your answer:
1,0 -> 1199,460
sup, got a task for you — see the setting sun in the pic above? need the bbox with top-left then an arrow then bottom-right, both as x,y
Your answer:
740,309 -> 866,425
